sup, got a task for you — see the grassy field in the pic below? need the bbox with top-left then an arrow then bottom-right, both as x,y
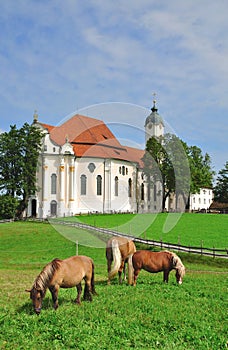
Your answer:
64,212 -> 228,248
0,219 -> 227,349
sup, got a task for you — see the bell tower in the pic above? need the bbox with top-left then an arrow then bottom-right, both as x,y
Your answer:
145,96 -> 164,144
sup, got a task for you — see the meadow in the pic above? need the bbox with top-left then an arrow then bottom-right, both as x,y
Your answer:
0,215 -> 227,349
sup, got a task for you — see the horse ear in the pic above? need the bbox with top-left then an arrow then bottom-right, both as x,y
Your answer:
25,289 -> 31,293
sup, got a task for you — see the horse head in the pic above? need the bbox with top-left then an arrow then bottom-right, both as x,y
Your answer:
172,254 -> 186,284
26,287 -> 44,315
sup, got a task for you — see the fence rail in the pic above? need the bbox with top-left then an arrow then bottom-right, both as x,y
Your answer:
52,220 -> 228,259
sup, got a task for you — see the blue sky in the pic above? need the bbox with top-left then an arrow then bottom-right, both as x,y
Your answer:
0,0 -> 227,175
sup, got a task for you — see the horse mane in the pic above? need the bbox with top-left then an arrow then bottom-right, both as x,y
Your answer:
170,252 -> 185,278
33,258 -> 61,295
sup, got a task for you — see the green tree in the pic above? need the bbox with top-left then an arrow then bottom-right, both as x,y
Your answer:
213,161 -> 228,203
182,144 -> 214,194
0,195 -> 19,219
0,123 -> 43,218
143,134 -> 190,211
143,134 -> 214,211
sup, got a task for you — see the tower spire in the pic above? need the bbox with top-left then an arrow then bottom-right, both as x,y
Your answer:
151,92 -> 158,112
33,110 -> 38,123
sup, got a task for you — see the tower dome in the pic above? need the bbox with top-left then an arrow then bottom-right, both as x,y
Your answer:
145,99 -> 164,127
145,98 -> 164,143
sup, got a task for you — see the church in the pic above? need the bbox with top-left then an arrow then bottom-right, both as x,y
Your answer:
27,100 -> 168,218
27,101 -> 213,218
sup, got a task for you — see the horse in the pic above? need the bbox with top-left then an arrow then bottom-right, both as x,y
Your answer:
26,255 -> 96,314
106,235 -> 136,285
132,250 -> 185,286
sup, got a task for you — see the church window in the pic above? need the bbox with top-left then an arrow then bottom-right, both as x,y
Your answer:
148,183 -> 151,201
153,184 -> 157,201
88,162 -> 96,173
97,175 -> 102,196
119,167 -> 121,174
115,176 -> 118,196
128,178 -> 132,197
141,183 -> 144,201
53,147 -> 56,152
126,168 -> 128,175
122,166 -> 125,175
80,175 -> 87,195
51,174 -> 57,194
44,145 -> 47,151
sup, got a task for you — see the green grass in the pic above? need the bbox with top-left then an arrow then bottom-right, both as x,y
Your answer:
63,212 -> 228,248
0,220 -> 227,349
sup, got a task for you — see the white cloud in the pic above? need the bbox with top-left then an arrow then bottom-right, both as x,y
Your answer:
0,0 -> 227,171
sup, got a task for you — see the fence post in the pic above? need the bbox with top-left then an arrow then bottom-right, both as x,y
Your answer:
160,239 -> 163,249
76,240 -> 78,256
201,240 -> 203,256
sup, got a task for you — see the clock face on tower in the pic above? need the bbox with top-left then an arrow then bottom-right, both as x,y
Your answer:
147,123 -> 152,129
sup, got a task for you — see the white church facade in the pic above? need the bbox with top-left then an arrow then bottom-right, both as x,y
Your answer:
28,102 -> 165,218
27,101 -> 211,218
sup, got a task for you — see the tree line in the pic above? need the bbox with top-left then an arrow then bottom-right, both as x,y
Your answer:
0,123 -> 227,219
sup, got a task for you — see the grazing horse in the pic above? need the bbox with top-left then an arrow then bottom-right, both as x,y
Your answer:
132,250 -> 185,286
26,255 -> 96,314
106,236 -> 136,285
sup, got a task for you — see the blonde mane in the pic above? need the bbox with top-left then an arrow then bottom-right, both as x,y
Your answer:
171,252 -> 185,278
33,259 -> 61,293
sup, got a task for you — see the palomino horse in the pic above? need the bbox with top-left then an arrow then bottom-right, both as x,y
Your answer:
26,255 -> 96,314
106,236 -> 136,285
132,250 -> 185,286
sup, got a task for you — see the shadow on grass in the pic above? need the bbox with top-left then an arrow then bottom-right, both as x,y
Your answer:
16,292 -> 98,315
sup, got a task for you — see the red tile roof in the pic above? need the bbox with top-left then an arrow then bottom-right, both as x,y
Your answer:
39,114 -> 145,167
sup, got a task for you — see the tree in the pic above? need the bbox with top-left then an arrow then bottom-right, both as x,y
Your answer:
143,133 -> 190,211
0,195 -> 19,219
213,161 -> 228,203
0,123 -> 43,218
143,133 -> 214,211
182,144 -> 215,194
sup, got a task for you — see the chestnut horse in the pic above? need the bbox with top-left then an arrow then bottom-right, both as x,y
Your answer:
26,255 -> 96,314
106,236 -> 136,285
132,250 -> 185,286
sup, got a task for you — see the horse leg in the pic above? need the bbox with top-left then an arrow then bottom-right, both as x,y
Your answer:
107,259 -> 112,285
83,277 -> 92,302
49,285 -> 59,310
118,260 -> 125,284
163,270 -> 169,283
133,269 -> 140,286
123,260 -> 127,281
75,283 -> 82,304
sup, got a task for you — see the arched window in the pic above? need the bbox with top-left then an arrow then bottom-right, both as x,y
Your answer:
51,174 -> 57,194
80,174 -> 87,195
147,181 -> 151,201
115,176 -> 118,196
153,184 -> 157,201
141,183 -> 144,201
128,178 -> 132,197
122,166 -> 125,175
97,175 -> 102,196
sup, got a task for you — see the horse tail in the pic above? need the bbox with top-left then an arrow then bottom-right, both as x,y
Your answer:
108,239 -> 122,280
127,254 -> 134,285
91,260 -> 97,295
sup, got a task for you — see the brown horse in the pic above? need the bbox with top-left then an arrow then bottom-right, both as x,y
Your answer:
106,236 -> 136,285
26,255 -> 96,314
132,250 -> 185,286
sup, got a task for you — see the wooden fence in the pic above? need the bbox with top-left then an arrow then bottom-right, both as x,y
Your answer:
52,220 -> 228,259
